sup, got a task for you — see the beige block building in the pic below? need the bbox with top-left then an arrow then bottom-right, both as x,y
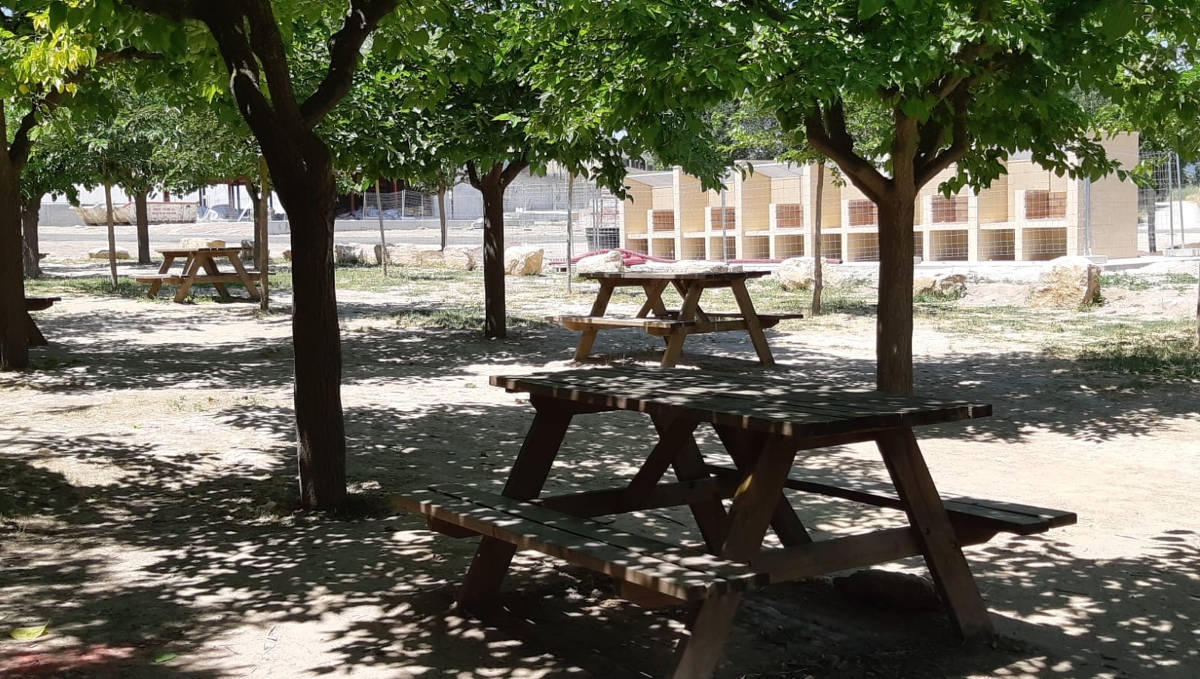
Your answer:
619,134 -> 1139,263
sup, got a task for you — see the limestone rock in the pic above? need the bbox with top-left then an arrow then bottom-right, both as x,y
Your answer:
334,243 -> 370,265
89,248 -> 130,260
442,246 -> 477,271
777,257 -> 816,291
180,238 -> 225,248
377,244 -> 445,267
1029,256 -> 1102,308
575,250 -> 625,274
834,569 -> 940,612
914,272 -> 967,297
504,246 -> 544,276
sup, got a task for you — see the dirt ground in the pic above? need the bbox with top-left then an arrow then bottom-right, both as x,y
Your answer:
2,234 -> 1199,678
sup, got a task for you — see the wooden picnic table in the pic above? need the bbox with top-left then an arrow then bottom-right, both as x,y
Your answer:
394,367 -> 1076,678
134,247 -> 260,303
550,269 -> 802,367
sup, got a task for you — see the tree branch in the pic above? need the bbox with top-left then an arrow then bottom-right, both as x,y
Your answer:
804,104 -> 888,202
467,161 -> 482,189
241,0 -> 304,129
914,88 -> 972,188
499,155 -> 529,188
300,0 -> 400,128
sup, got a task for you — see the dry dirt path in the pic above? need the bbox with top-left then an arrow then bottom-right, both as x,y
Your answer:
2,261 -> 1198,678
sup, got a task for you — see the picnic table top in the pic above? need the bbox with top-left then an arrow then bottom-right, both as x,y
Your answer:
580,269 -> 770,282
490,366 -> 991,438
157,246 -> 245,257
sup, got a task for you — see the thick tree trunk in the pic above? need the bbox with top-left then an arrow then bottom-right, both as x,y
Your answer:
134,190 -> 151,264
21,192 -> 43,278
1,155 -> 29,370
478,171 -> 507,339
265,136 -> 346,511
875,187 -> 917,394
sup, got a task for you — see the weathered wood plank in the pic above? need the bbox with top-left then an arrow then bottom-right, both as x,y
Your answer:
394,486 -> 766,601
490,367 -> 991,439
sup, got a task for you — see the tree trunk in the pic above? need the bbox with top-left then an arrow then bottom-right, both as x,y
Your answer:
477,169 -> 507,339
437,183 -> 448,251
104,183 -> 119,290
811,161 -> 824,317
264,135 -> 346,511
1146,187 -> 1158,253
0,151 -> 29,370
246,179 -> 266,265
21,192 -> 43,278
134,190 -> 151,264
875,186 -> 917,394
255,156 -> 270,312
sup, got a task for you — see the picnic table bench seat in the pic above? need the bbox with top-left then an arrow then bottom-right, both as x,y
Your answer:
550,311 -> 804,336
133,272 -> 259,286
25,296 -> 61,312
393,485 -> 768,603
702,465 -> 1075,543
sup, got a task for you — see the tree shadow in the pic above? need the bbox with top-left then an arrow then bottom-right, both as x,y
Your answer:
5,298 -> 1198,677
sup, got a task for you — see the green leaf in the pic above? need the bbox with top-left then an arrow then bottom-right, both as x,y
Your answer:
10,624 -> 47,641
858,0 -> 887,20
1100,3 -> 1138,41
48,2 -> 69,29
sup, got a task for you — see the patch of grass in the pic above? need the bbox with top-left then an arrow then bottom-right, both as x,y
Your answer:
1076,330 -> 1200,379
389,306 -> 552,331
1101,272 -> 1198,290
25,276 -> 150,299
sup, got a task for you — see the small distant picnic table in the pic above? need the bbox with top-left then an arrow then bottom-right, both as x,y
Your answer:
550,270 -> 802,367
395,367 -> 1077,678
134,247 -> 260,303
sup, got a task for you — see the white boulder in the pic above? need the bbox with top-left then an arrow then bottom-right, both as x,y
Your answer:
574,250 -> 625,274
1029,256 -> 1102,308
504,246 -> 544,276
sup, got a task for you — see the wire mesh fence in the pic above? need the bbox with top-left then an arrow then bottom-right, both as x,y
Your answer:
1138,150 -> 1197,252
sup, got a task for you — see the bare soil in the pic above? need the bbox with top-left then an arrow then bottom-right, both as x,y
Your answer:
2,242 -> 1198,679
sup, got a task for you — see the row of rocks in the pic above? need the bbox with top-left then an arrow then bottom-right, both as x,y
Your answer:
774,255 -> 1102,308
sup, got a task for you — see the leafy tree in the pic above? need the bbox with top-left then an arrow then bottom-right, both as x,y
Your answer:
1,2 -> 152,369
120,0 -> 425,510
741,0 -> 1200,393
329,3 -> 641,338
17,107 -> 81,278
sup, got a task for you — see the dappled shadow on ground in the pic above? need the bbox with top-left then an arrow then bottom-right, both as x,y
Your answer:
4,300 -> 1198,676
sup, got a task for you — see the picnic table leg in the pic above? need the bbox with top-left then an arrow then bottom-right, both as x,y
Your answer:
24,312 -> 47,347
199,256 -> 232,298
459,400 -> 576,608
574,281 -> 616,361
660,283 -> 704,367
668,592 -> 743,679
714,425 -> 812,546
729,279 -> 775,367
147,254 -> 175,298
646,413 -> 728,553
876,428 -> 994,641
718,434 -> 798,562
227,253 -> 261,300
636,280 -> 671,318
174,256 -> 203,303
